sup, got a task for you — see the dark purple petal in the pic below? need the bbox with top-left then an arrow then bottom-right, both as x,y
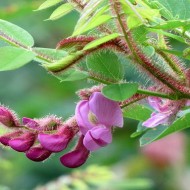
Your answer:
75,100 -> 95,134
142,112 -> 171,128
0,131 -> 22,146
26,146 -> 52,162
9,132 -> 36,152
89,92 -> 123,128
60,135 -> 90,168
83,126 -> 112,151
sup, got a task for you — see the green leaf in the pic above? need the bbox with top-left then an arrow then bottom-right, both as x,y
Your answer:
140,113 -> 190,146
55,68 -> 88,82
157,0 -> 190,19
36,0 -> 62,11
102,83 -> 139,101
73,15 -> 112,36
87,51 -> 124,83
0,19 -> 34,47
147,28 -> 186,44
0,46 -> 35,71
130,122 -> 149,138
160,49 -> 190,61
33,48 -> 68,63
47,3 -> 74,20
143,46 -> 155,57
83,33 -> 119,51
150,20 -> 190,30
123,104 -> 152,121
74,0 -> 105,31
127,15 -> 143,29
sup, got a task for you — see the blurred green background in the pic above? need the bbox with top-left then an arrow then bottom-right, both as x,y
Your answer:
0,1 -> 190,190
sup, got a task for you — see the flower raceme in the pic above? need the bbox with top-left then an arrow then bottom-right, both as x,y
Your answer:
0,93 -> 123,168
75,92 -> 123,151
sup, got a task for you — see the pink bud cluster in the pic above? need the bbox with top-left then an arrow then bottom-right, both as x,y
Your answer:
0,106 -> 90,168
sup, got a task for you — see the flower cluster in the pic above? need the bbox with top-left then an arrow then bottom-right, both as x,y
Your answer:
0,92 -> 123,168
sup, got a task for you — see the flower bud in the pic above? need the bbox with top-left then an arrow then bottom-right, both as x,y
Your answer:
0,130 -> 22,146
22,117 -> 40,130
0,106 -> 19,127
38,125 -> 74,152
26,146 -> 52,162
9,132 -> 36,152
60,135 -> 90,168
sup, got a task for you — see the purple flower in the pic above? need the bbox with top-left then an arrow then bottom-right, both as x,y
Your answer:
75,92 -> 123,151
142,97 -> 182,128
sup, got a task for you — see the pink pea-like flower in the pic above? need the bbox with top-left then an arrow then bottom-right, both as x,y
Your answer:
142,97 -> 183,128
75,92 -> 123,151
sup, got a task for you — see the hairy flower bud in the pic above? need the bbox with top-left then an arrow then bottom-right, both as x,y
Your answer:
9,132 -> 36,152
60,135 -> 90,168
26,146 -> 52,162
22,116 -> 61,131
0,106 -> 19,127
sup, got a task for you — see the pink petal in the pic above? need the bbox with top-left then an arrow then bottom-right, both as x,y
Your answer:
83,126 -> 112,151
9,132 -> 36,152
26,146 -> 52,162
148,97 -> 169,112
142,112 -> 171,128
60,135 -> 90,168
89,92 -> 123,128
0,131 -> 22,146
38,133 -> 72,152
75,100 -> 95,134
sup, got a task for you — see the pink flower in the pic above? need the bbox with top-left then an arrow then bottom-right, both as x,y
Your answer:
142,97 -> 182,128
75,92 -> 123,151
141,133 -> 185,167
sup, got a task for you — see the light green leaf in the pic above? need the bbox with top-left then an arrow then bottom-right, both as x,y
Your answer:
150,20 -> 190,30
73,14 -> 112,36
36,0 -> 62,11
123,104 -> 152,121
160,49 -> 190,61
143,46 -> 155,57
0,46 -> 35,71
102,83 -> 139,101
47,3 -> 74,20
33,48 -> 67,63
83,33 -> 119,51
157,0 -> 190,19
87,51 -> 124,82
0,19 -> 34,47
148,28 -> 186,44
127,15 -> 143,29
140,113 -> 190,146
55,68 -> 88,82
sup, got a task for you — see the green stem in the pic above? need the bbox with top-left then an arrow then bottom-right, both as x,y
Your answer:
137,89 -> 178,100
88,76 -> 113,85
